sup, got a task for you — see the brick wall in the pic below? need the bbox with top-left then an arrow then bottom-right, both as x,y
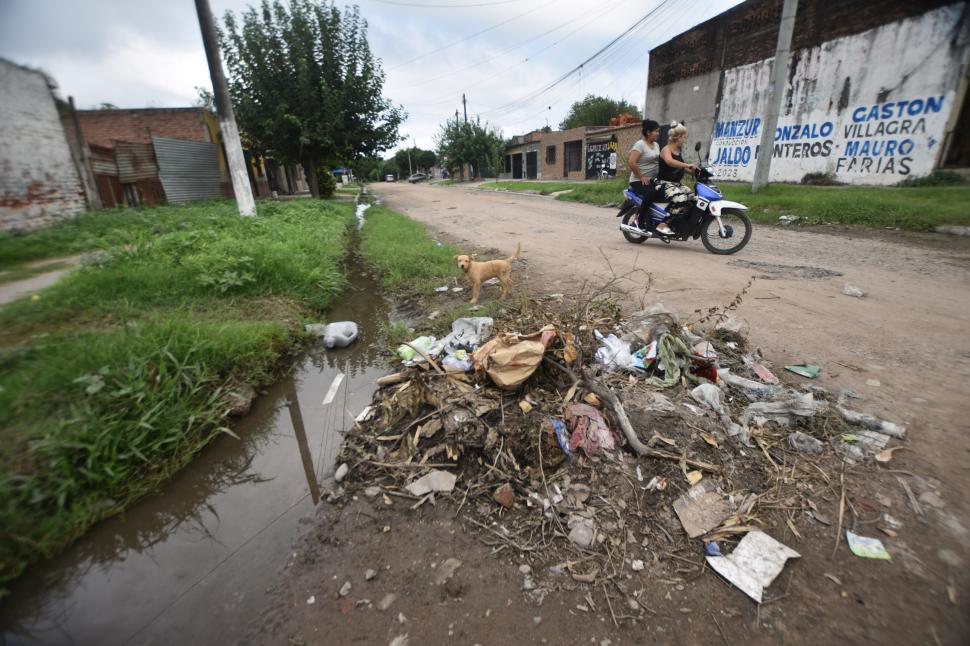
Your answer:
537,126 -> 590,179
0,59 -> 85,232
649,0 -> 957,87
61,107 -> 213,149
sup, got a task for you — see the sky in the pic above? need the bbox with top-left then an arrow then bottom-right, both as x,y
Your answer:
0,0 -> 743,155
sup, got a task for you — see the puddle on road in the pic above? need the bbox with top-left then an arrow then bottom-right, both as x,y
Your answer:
0,227 -> 395,646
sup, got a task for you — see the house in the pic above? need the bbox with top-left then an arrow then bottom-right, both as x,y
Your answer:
502,124 -> 644,181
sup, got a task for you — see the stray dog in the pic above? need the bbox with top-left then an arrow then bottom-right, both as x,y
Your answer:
454,242 -> 522,304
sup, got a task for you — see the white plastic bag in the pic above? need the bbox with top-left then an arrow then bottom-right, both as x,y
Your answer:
594,330 -> 635,371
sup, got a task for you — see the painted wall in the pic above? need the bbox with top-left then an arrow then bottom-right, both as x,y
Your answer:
646,70 -> 721,159
706,4 -> 969,184
0,60 -> 85,232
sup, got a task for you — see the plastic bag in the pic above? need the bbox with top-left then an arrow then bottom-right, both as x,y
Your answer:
594,330 -> 635,371
397,335 -> 436,362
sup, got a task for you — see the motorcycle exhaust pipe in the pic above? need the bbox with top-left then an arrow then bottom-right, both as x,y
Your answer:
619,223 -> 653,237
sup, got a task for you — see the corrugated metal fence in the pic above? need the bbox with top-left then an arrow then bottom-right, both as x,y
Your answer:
152,136 -> 223,203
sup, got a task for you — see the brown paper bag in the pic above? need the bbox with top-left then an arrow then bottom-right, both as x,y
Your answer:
473,325 -> 556,390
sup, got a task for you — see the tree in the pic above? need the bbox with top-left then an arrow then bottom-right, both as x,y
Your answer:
435,117 -> 503,179
559,94 -> 641,130
220,0 -> 405,197
390,147 -> 437,176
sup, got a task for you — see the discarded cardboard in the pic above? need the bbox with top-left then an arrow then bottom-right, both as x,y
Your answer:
706,531 -> 801,603
673,482 -> 732,538
473,325 -> 557,390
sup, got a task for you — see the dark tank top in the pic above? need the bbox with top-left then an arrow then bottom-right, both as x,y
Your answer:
658,150 -> 685,182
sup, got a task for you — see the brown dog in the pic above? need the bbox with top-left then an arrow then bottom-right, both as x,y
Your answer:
454,242 -> 522,304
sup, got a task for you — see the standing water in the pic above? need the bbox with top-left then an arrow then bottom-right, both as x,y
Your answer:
0,222 -> 392,645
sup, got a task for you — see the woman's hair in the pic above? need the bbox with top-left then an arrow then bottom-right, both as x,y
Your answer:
668,121 -> 687,142
641,119 -> 660,136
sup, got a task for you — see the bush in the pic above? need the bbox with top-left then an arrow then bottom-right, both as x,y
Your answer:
896,170 -> 967,187
316,167 -> 338,198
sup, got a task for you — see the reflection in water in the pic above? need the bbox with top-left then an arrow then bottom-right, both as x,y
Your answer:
0,228 -> 398,646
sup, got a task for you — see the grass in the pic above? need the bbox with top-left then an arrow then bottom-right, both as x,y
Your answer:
467,177 -> 970,231
484,180 -> 580,195
359,204 -> 462,293
0,198 -> 354,591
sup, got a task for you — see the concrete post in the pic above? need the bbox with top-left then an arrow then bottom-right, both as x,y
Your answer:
195,0 -> 256,216
752,0 -> 798,193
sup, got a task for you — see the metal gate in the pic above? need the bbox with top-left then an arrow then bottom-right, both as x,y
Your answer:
152,136 -> 223,204
525,151 -> 538,179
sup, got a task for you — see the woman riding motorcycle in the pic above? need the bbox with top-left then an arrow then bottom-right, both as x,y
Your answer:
655,122 -> 698,234
627,119 -> 666,234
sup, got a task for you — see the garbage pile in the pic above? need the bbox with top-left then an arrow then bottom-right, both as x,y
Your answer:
335,296 -> 906,614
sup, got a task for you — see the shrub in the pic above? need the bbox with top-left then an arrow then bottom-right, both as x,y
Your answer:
896,170 -> 967,187
800,172 -> 844,186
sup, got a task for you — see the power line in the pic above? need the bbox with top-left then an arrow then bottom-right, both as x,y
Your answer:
481,0 -> 674,118
388,0 -> 558,70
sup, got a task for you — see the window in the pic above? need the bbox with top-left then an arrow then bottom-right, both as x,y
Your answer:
546,145 -> 556,164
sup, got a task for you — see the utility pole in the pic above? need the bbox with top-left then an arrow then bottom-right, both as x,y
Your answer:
407,146 -> 413,176
462,93 -> 468,123
752,0 -> 798,193
195,0 -> 256,216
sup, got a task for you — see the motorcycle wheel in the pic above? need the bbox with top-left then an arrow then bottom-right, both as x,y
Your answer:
701,208 -> 752,255
620,208 -> 648,244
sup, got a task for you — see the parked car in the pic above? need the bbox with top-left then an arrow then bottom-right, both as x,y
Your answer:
385,174 -> 395,182
408,172 -> 427,183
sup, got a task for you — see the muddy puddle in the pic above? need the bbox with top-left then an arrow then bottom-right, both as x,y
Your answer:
1,222 -> 394,645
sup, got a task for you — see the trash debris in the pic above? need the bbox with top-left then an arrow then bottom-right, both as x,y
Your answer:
846,530 -> 892,560
430,317 -> 494,356
788,431 -> 824,454
744,357 -> 780,384
778,214 -> 800,225
339,581 -> 352,597
836,406 -> 905,438
719,368 -> 780,401
434,286 -> 448,293
842,284 -> 866,298
545,418 -> 571,457
632,341 -> 658,371
785,364 -> 820,379
690,383 -> 725,415
631,559 -> 645,571
397,336 -> 436,362
334,463 -> 349,483
405,470 -> 457,496
740,391 -> 824,427
473,325 -> 557,389
565,403 -> 619,456
704,542 -> 722,557
365,568 -> 378,581
322,322 -> 359,349
673,482 -> 733,538
706,531 -> 800,603
643,476 -> 667,492
441,350 -> 474,372
594,330 -> 635,371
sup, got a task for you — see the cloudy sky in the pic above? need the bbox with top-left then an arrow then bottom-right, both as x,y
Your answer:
0,0 -> 742,154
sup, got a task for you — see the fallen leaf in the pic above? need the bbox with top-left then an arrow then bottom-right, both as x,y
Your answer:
686,470 -> 703,485
583,392 -> 601,407
811,511 -> 833,526
875,446 -> 904,463
519,400 -> 533,414
824,573 -> 842,586
786,516 -> 803,539
877,526 -> 897,537
563,381 -> 579,403
700,432 -> 719,448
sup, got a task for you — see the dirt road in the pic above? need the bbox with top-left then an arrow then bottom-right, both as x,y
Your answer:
249,182 -> 970,645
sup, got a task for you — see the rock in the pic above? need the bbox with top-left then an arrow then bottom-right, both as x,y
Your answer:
632,560 -> 645,571
842,283 -> 866,298
522,576 -> 535,591
518,564 -> 532,575
226,384 -> 257,416
406,470 -> 457,496
334,463 -> 349,483
493,483 -> 514,508
434,558 -> 462,585
389,635 -> 409,646
715,315 -> 749,335
568,517 -> 595,548
339,581 -> 352,597
445,576 -> 463,597
364,486 -> 381,498
397,613 -> 407,624
365,568 -> 378,581
918,491 -> 945,509
377,593 -> 397,611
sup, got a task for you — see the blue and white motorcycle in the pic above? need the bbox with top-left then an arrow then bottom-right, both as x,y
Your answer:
616,142 -> 752,255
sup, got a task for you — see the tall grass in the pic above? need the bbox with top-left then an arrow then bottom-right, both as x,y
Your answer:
0,199 -> 353,591
359,205 -> 462,292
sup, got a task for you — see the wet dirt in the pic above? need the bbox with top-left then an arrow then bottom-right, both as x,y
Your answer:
726,259 -> 843,280
0,229 -> 394,645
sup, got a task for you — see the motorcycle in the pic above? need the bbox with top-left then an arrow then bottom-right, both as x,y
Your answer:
616,142 -> 752,255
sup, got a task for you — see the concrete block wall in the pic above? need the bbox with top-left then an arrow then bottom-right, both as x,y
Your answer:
0,60 -> 85,232
538,126 -> 589,180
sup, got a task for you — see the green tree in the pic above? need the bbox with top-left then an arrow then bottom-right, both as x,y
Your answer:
559,94 -> 641,129
220,0 -> 405,197
390,147 -> 437,175
435,117 -> 503,179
